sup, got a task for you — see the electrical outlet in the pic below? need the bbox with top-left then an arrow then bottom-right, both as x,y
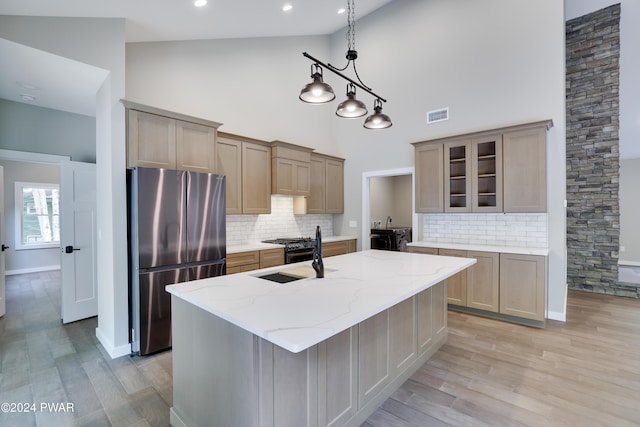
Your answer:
349,220 -> 357,228
620,246 -> 626,252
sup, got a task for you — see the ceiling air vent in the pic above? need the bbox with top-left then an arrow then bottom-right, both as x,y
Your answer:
427,108 -> 449,124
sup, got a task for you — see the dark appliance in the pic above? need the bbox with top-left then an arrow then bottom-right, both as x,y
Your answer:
262,237 -> 315,264
128,167 -> 226,355
370,227 -> 412,252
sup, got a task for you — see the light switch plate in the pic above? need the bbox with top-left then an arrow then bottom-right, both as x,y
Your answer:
349,220 -> 357,228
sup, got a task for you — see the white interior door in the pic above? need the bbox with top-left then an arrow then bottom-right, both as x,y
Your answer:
0,165 -> 5,318
60,160 -> 97,323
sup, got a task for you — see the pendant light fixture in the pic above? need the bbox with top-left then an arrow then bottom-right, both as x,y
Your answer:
299,0 -> 391,129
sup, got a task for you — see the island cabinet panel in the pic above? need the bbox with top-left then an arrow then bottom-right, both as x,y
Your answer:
389,298 -> 417,376
358,311 -> 390,407
439,249 -> 468,306
467,251 -> 500,312
317,327 -> 358,427
416,287 -> 433,354
169,271 -> 454,427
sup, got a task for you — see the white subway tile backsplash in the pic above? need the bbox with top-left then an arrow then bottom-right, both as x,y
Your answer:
226,195 -> 333,246
421,213 -> 548,249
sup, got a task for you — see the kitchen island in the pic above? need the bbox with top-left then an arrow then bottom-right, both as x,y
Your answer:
167,250 -> 475,427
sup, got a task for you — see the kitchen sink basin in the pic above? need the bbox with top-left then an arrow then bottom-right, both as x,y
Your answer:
257,272 -> 304,284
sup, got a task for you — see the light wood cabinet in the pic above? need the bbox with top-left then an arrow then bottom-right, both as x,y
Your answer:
307,154 -> 345,214
467,251 -> 499,313
226,248 -> 284,275
259,248 -> 284,269
503,126 -> 547,213
358,310 -> 390,407
410,246 -> 545,324
323,239 -> 357,258
438,249 -> 468,305
125,103 -> 220,173
414,143 -> 444,213
216,133 -> 271,215
226,251 -> 260,275
317,327 -> 357,427
389,298 -> 417,376
271,141 -> 313,196
499,253 -> 546,321
413,120 -> 551,214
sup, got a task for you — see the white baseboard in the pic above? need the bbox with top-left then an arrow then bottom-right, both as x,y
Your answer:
5,265 -> 60,276
95,327 -> 131,359
619,260 -> 640,267
547,311 -> 566,322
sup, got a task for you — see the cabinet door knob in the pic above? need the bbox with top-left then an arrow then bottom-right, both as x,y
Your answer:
1,244 -> 9,252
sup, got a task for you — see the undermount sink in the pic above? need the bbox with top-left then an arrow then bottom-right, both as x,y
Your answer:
257,272 -> 304,284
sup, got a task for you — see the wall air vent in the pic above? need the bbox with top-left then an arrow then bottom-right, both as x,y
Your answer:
427,108 -> 449,124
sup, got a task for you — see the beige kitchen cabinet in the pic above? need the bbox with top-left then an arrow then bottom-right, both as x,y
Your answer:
125,103 -> 220,173
271,141 -> 313,196
408,246 -> 439,255
358,310 -> 390,406
438,249 -> 468,306
323,239 -> 357,258
216,133 -> 271,215
307,153 -> 345,214
226,251 -> 260,275
412,120 -> 551,214
226,248 -> 285,274
503,125 -> 547,213
259,248 -> 284,269
499,253 -> 546,321
466,251 -> 499,312
389,298 -> 417,377
414,143 -> 444,213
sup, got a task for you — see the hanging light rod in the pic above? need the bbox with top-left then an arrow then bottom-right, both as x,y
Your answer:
301,52 -> 387,104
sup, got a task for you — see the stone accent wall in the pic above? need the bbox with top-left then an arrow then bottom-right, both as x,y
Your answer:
566,4 -> 623,295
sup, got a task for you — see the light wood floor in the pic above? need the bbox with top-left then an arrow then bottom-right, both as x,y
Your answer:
1,272 -> 639,426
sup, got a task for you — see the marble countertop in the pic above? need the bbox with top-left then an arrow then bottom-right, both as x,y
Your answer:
408,241 -> 549,256
227,236 -> 357,254
167,250 -> 475,353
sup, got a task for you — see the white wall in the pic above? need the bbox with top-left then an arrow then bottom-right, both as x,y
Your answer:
620,158 -> 640,263
0,160 -> 61,273
329,0 -> 567,319
125,36 -> 335,152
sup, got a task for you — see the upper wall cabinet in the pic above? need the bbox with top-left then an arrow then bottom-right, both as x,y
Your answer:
413,120 -> 551,214
124,101 -> 221,173
216,133 -> 271,215
307,153 -> 345,214
270,141 -> 313,196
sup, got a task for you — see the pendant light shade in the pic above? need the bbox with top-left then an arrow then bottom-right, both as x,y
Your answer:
336,83 -> 368,118
363,99 -> 392,129
299,64 -> 335,104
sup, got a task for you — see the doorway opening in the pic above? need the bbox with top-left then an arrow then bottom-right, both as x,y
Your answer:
361,167 -> 418,251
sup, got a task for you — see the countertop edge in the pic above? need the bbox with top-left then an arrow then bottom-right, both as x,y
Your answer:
408,241 -> 549,256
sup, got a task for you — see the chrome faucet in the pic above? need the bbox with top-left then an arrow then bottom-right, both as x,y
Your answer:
386,216 -> 392,229
312,225 -> 324,278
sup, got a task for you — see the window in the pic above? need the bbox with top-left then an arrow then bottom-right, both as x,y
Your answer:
15,182 -> 60,250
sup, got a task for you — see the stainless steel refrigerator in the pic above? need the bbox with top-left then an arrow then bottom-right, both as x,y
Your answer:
127,167 -> 226,355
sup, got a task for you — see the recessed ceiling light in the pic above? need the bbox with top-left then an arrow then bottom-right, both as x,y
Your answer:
337,8 -> 346,14
17,81 -> 39,90
20,93 -> 37,102
194,0 -> 207,7
282,4 -> 293,12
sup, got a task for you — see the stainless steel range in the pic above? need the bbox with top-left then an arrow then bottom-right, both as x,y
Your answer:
262,237 -> 316,264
